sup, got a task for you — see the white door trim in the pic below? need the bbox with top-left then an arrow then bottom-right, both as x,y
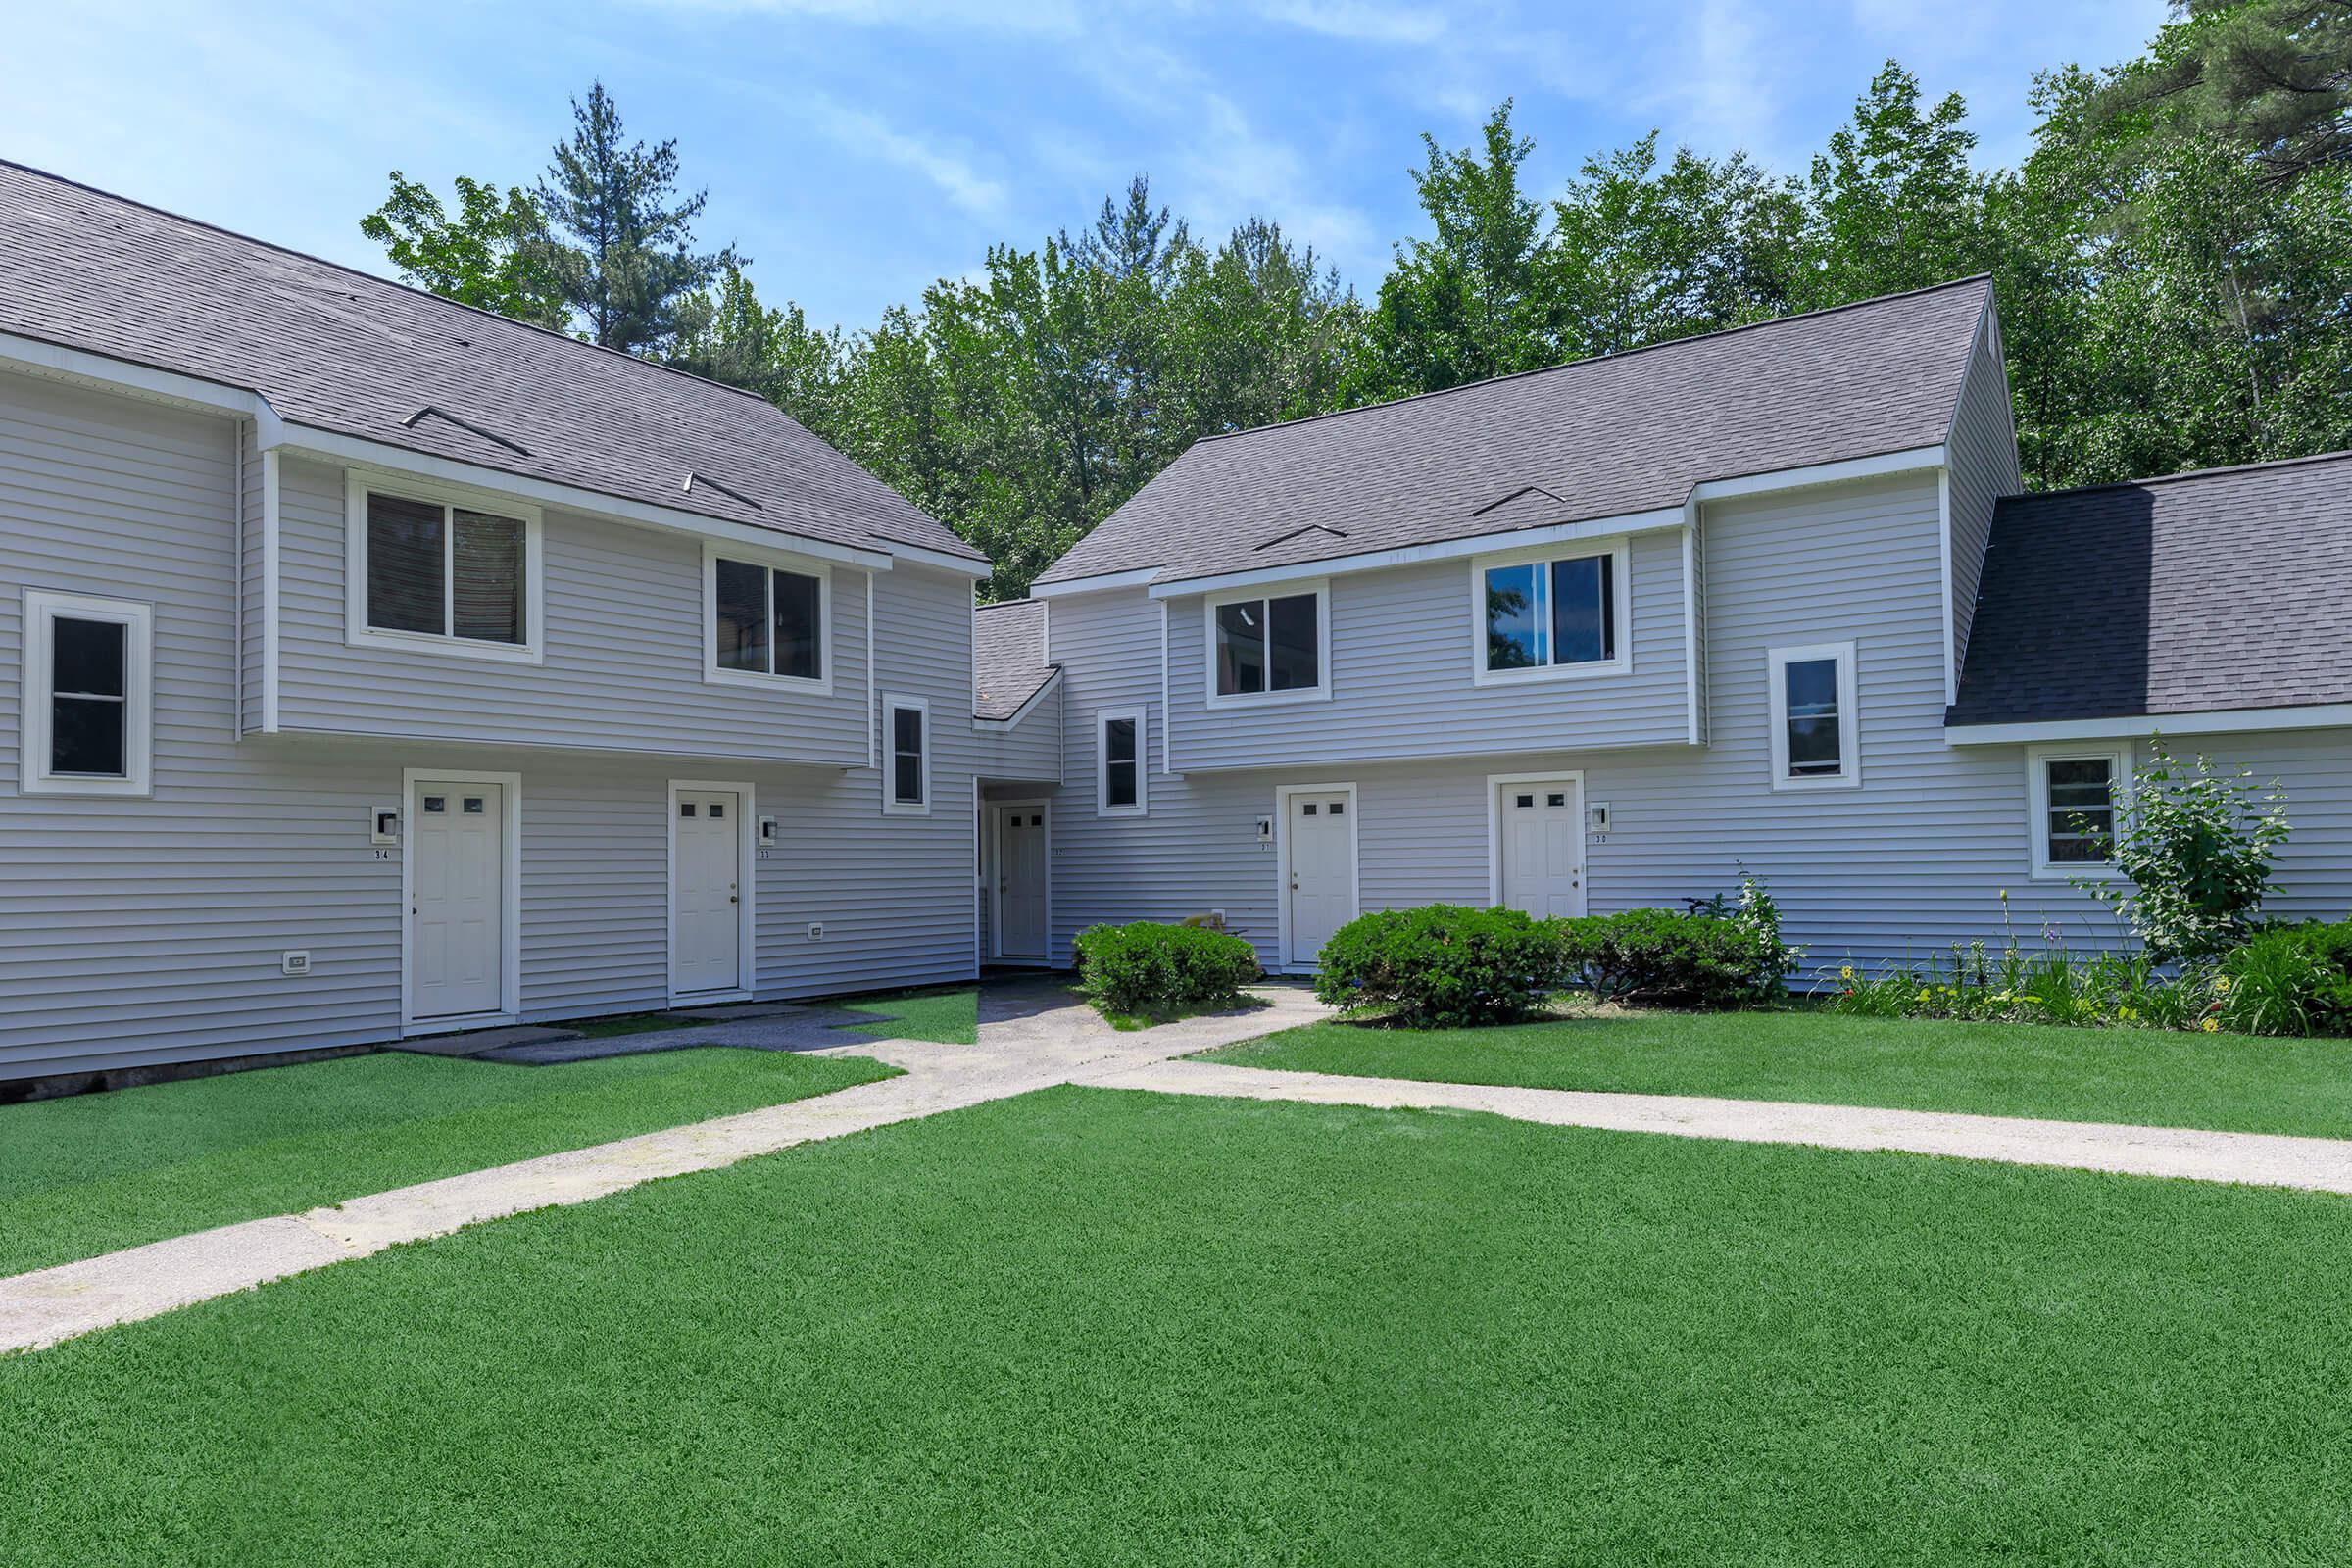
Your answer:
1274,780 -> 1359,973
400,766 -> 523,1036
986,797 -> 1053,965
1486,770 -> 1589,916
667,778 -> 758,1004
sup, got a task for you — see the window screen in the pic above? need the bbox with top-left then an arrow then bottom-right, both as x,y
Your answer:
2045,759 -> 2116,862
1103,716 -> 1139,808
1783,658 -> 1842,776
49,616 -> 126,776
892,706 -> 925,805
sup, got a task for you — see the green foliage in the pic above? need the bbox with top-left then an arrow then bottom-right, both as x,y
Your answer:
359,172 -> 567,329
1313,905 -> 1565,1027
2090,0 -> 2352,188
668,261 -> 848,426
1557,907 -> 1790,1009
2082,741 -> 2291,962
531,82 -> 736,356
2217,921 -> 2352,1037
1072,921 -> 1260,1018
1821,943 -> 2218,1031
1791,62 -> 1994,311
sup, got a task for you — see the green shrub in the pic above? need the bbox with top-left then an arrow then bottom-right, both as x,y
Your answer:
1821,943 -> 2212,1030
1072,922 -> 1261,1018
1558,907 -> 1790,1008
2216,921 -> 2352,1037
2082,741 -> 2291,962
1314,905 -> 1565,1027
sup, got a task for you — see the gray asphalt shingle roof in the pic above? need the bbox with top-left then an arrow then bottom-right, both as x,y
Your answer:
1948,451 -> 2352,727
973,599 -> 1056,721
1037,276 -> 1991,586
0,161 -> 980,564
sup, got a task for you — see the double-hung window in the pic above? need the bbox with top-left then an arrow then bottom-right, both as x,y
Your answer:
1097,708 -> 1146,816
1474,541 -> 1630,682
347,476 -> 539,662
21,589 -> 152,796
708,546 -> 828,690
883,694 -> 929,814
2028,744 -> 2131,878
1767,641 -> 1860,790
1207,583 -> 1327,706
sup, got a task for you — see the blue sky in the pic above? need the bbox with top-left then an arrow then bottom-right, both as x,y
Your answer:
3,1 -> 2166,333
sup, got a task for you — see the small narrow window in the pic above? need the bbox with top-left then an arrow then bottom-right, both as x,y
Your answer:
424,796 -> 447,814
1546,793 -> 1566,808
1210,587 -> 1326,703
709,802 -> 724,820
1097,709 -> 1147,817
22,591 -> 152,797
2030,746 -> 2130,879
1480,546 -> 1623,678
1328,802 -> 1345,816
680,803 -> 697,818
710,552 -> 826,686
883,695 -> 929,814
1516,794 -> 1534,808
1767,642 -> 1860,791
463,797 -> 485,814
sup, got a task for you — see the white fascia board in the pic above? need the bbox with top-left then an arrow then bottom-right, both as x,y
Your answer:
1946,704 -> 2352,745
0,330 -> 266,417
883,540 -> 992,578
1145,507 -> 1688,600
1688,444 -> 1946,505
1029,566 -> 1161,599
972,667 -> 1063,731
256,412 -> 898,573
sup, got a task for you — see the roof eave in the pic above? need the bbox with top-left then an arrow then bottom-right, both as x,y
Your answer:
1944,702 -> 2352,745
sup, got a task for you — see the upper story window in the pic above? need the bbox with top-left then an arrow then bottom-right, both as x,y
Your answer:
1767,640 -> 1860,790
21,589 -> 153,797
704,545 -> 830,693
1205,581 -> 1329,708
1473,540 -> 1631,684
709,548 -> 827,690
2028,744 -> 2131,878
345,474 -> 542,664
1097,708 -> 1147,816
883,693 -> 929,814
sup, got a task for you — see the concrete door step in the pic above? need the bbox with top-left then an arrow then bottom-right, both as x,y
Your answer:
391,1025 -> 584,1058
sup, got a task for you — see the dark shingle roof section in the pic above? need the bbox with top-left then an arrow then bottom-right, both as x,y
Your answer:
1949,452 -> 2352,726
1038,277 -> 1990,586
974,599 -> 1057,721
0,162 -> 980,564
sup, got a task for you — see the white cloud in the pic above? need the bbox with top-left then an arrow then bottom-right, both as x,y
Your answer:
800,92 -> 1009,215
1250,0 -> 1448,45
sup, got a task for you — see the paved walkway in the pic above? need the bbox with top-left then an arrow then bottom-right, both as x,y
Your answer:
1088,1058 -> 2352,1197
0,983 -> 1327,1354
17,986 -> 2352,1354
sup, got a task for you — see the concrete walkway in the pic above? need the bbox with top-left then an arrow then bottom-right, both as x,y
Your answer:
17,985 -> 2352,1354
1090,1057 -> 2352,1197
0,983 -> 1327,1354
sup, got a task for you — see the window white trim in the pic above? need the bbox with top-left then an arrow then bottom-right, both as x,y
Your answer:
2026,742 -> 2133,881
1469,537 -> 1634,686
666,778 -> 760,1003
1767,639 -> 1860,791
399,766 -> 523,1035
882,692 -> 931,815
1096,707 -> 1148,817
700,541 -> 835,696
1273,780 -> 1360,973
20,589 -> 154,797
1202,579 -> 1332,710
344,469 -> 544,665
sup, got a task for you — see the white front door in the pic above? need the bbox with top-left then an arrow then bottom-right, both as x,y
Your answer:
1285,788 -> 1356,967
411,778 -> 505,1020
1498,779 -> 1587,918
994,803 -> 1048,959
672,789 -> 743,996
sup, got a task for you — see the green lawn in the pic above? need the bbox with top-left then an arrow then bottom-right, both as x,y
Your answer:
5,1087 -> 2350,1563
1203,1007 -> 2352,1139
0,1048 -> 896,1278
828,985 -> 979,1045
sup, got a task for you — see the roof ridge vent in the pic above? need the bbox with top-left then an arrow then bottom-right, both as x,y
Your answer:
1471,483 -> 1565,518
402,404 -> 530,456
683,469 -> 762,511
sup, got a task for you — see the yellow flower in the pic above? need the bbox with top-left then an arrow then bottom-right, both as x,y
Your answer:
1840,965 -> 1855,982
1917,989 -> 1932,1003
2202,1017 -> 2220,1033
2214,975 -> 2233,995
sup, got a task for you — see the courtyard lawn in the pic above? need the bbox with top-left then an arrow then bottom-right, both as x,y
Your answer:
5,1087 -> 2351,1563
1200,1008 -> 2352,1140
0,1047 -> 896,1279
828,985 -> 979,1045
